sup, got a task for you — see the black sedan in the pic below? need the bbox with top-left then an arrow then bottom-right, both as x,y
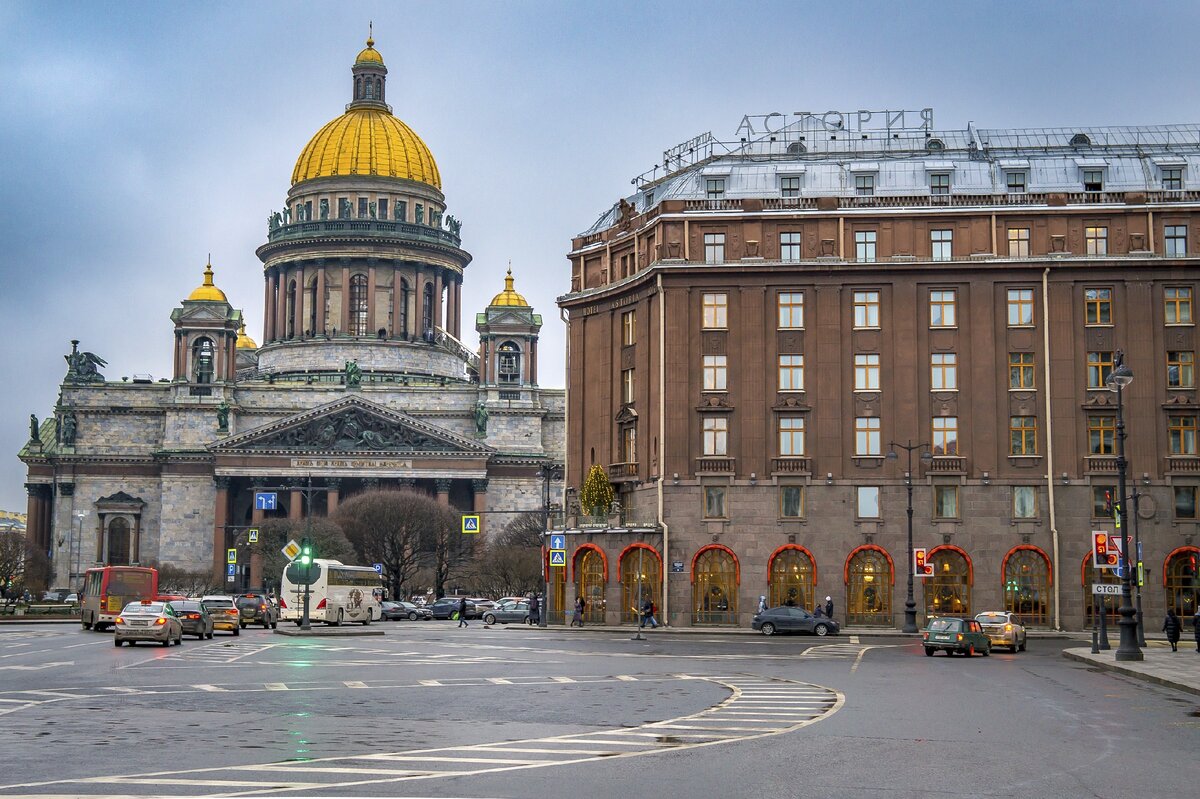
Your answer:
751,606 -> 839,636
381,601 -> 432,621
172,600 -> 215,639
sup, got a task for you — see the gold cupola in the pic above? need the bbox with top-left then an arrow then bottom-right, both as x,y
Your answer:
235,321 -> 258,350
489,265 -> 530,307
187,258 -> 228,302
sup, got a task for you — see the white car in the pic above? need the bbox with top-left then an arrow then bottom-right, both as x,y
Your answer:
974,611 -> 1028,652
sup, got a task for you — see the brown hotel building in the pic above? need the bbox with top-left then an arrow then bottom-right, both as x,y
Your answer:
557,117 -> 1200,630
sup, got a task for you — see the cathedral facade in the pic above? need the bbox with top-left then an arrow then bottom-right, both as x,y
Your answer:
20,38 -> 564,589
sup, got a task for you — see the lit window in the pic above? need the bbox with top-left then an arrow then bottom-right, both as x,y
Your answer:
930,289 -> 956,327
778,417 -> 805,456
854,290 -> 880,328
1009,352 -> 1035,389
1085,226 -> 1108,256
778,354 -> 804,391
931,353 -> 958,391
1007,288 -> 1034,326
854,354 -> 880,391
1092,485 -> 1116,518
778,292 -> 804,328
705,178 -> 725,199
702,355 -> 727,391
703,417 -> 728,456
704,486 -> 726,518
857,486 -> 880,518
933,485 -> 958,519
1169,415 -> 1197,455
1013,486 -> 1037,519
932,416 -> 958,456
621,426 -> 637,463
1083,169 -> 1104,193
1008,228 -> 1031,258
1166,287 -> 1193,324
780,176 -> 802,197
855,417 -> 881,456
1088,416 -> 1115,455
1165,225 -> 1188,257
855,231 -> 877,262
704,233 -> 726,264
855,174 -> 875,196
702,292 -> 727,328
929,173 -> 950,196
931,229 -> 953,261
780,232 -> 802,262
1006,172 -> 1027,194
1085,287 -> 1112,325
621,368 -> 635,404
1086,351 -> 1114,389
1174,486 -> 1198,519
1168,351 -> 1195,389
1010,416 -> 1038,456
622,310 -> 636,346
780,486 -> 804,518
1163,168 -> 1184,191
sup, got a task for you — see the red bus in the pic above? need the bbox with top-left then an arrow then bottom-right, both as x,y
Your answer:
81,566 -> 158,631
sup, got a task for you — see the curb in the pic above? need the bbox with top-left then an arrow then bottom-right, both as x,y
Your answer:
1062,648 -> 1200,697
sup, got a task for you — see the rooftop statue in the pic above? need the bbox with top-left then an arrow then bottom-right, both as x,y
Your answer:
64,340 -> 108,384
474,401 -> 489,437
28,413 -> 38,442
59,412 -> 77,446
345,359 -> 362,387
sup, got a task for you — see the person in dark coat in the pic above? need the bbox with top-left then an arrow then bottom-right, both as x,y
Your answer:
457,597 -> 469,628
528,594 -> 540,626
824,596 -> 834,620
1193,609 -> 1200,652
1163,609 -> 1181,651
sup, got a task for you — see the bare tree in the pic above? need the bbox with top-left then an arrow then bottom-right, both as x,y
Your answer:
466,512 -> 543,597
334,490 -> 434,601
154,563 -> 220,597
422,503 -> 473,598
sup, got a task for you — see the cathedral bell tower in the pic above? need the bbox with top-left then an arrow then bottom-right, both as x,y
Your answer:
476,266 -> 541,394
170,259 -> 241,393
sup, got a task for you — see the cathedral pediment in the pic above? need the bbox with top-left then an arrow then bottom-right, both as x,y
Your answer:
173,304 -> 234,323
212,396 -> 491,456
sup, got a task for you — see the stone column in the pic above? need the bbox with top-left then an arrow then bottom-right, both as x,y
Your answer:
446,277 -> 457,340
24,484 -> 43,557
289,486 -> 303,521
264,271 -> 276,342
212,478 -> 229,585
530,339 -> 537,385
391,268 -> 404,338
326,479 -> 340,513
433,269 -> 444,330
292,274 -> 304,338
472,479 -> 488,536
316,266 -> 327,335
435,478 -> 452,506
340,261 -> 352,335
276,268 -> 288,341
95,514 -> 104,563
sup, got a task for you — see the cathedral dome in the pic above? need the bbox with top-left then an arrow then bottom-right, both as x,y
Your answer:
235,321 -> 258,350
187,261 -> 228,302
355,37 -> 384,65
490,267 -> 530,307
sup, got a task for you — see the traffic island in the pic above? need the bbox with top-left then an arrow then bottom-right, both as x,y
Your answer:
274,626 -> 385,637
1063,646 -> 1200,696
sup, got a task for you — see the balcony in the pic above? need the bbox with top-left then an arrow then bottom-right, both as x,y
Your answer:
265,219 -> 462,248
695,457 -> 736,474
1166,456 -> 1200,472
771,457 -> 811,475
1086,456 -> 1119,473
928,455 -> 966,473
608,462 -> 639,481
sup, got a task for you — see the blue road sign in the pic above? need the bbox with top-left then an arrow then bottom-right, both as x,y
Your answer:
549,550 -> 566,567
226,564 -> 236,576
255,492 -> 278,511
373,563 -> 383,574
462,515 -> 480,534
549,534 -> 565,551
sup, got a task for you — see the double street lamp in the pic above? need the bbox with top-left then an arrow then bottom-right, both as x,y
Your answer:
887,441 -> 932,633
1106,350 -> 1143,662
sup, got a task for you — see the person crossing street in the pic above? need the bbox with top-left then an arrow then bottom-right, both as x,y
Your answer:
457,596 -> 469,628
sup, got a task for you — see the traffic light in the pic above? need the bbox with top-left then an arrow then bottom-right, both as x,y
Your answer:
300,539 -> 312,566
914,548 -> 933,577
1092,531 -> 1118,569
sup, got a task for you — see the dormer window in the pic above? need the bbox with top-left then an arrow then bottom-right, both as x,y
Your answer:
855,174 -> 875,196
705,178 -> 726,199
1006,172 -> 1027,194
780,176 -> 802,198
1083,170 -> 1104,193
929,173 -> 950,196
1163,167 -> 1184,191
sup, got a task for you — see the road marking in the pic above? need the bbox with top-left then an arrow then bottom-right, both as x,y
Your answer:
263,683 -> 288,691
342,680 -> 368,689
194,684 -> 228,692
486,677 -> 512,684
418,679 -> 441,686
550,676 -> 576,683
615,674 -> 638,681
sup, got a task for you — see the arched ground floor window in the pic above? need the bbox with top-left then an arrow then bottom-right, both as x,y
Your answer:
768,545 -> 815,611
573,546 -> 607,623
1164,547 -> 1199,619
692,546 -> 738,625
619,545 -> 661,624
1003,546 -> 1052,627
924,546 -> 972,618
846,546 -> 892,626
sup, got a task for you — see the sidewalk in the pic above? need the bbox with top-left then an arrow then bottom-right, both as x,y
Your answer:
1063,642 -> 1200,696
503,623 -> 1083,640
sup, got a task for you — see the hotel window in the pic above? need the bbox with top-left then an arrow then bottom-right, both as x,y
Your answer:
1009,352 -> 1035,389
932,416 -> 958,456
780,486 -> 804,518
929,173 -> 951,196
1092,485 -> 1116,518
1006,171 -> 1027,194
1008,227 -> 1031,258
933,485 -> 959,519
1165,225 -> 1188,257
853,290 -> 880,328
1174,485 -> 1198,519
1010,416 -> 1038,456
621,426 -> 637,464
780,232 -> 802,262
1166,287 -> 1193,324
1007,288 -> 1034,326
1013,486 -> 1038,519
705,178 -> 725,199
930,289 -> 956,327
857,486 -> 880,518
931,229 -> 953,261
854,353 -> 880,391
621,368 -> 635,404
778,354 -> 805,391
1085,226 -> 1108,255
931,353 -> 958,391
702,292 -> 727,328
778,292 -> 804,328
1168,351 -> 1195,389
1162,167 -> 1184,191
622,309 -> 636,346
1088,416 -> 1116,455
703,416 -> 728,456
1083,169 -> 1104,193
855,417 -> 881,456
1085,287 -> 1112,325
1087,351 -> 1114,388
1169,415 -> 1197,455
855,174 -> 875,196
358,197 -> 369,218
855,230 -> 877,262
704,233 -> 726,264
778,416 -> 806,456
702,355 -> 727,391
703,486 -> 727,519
780,176 -> 802,198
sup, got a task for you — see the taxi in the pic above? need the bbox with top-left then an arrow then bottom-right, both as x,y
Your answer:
975,611 -> 1028,652
113,600 -> 183,647
200,595 -> 242,636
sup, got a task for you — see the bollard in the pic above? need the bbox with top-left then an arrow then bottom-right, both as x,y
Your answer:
1091,628 -> 1100,654
1099,608 -> 1110,650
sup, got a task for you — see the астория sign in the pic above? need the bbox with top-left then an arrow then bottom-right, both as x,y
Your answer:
735,108 -> 934,138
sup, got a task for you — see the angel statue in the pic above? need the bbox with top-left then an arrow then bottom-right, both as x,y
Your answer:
64,341 -> 108,384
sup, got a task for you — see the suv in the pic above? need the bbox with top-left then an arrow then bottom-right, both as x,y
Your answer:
922,617 -> 991,657
235,593 -> 278,629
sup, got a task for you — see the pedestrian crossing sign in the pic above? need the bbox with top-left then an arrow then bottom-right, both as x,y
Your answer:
549,550 -> 566,567
247,528 -> 259,543
462,515 -> 480,534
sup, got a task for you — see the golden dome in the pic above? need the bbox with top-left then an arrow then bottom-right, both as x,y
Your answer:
355,36 -> 384,65
187,260 -> 228,302
490,266 -> 530,307
236,321 -> 258,350
291,108 -> 441,188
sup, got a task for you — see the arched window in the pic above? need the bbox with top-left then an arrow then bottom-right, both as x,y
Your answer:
846,547 -> 892,626
574,548 -> 606,623
1165,548 -> 1199,618
375,77 -> 382,100
349,274 -> 369,336
398,278 -> 409,338
286,279 -> 297,338
191,337 -> 215,384
355,76 -> 362,99
1003,547 -> 1051,626
924,548 -> 972,618
106,517 -> 130,566
307,277 -> 318,336
768,546 -> 815,611
619,545 -> 661,624
692,546 -> 738,625
498,341 -> 521,385
422,282 -> 434,334
1082,555 -> 1121,625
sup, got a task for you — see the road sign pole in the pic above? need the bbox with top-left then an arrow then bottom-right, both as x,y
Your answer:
300,537 -> 311,632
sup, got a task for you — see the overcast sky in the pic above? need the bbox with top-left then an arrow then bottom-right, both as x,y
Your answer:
2,0 -> 1199,513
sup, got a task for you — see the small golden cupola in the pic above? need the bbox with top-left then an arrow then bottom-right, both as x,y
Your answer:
489,266 -> 530,307
187,258 -> 228,302
235,321 -> 258,350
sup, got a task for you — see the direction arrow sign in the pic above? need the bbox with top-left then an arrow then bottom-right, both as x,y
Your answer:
549,550 -> 566,567
549,534 -> 565,551
281,540 -> 301,560
462,515 -> 480,534
255,492 -> 277,511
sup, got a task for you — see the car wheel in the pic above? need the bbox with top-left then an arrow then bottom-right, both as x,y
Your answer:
981,645 -> 990,657
761,622 -> 776,636
483,613 -> 496,625
233,626 -> 240,636
363,610 -> 372,626
408,611 -> 418,621
207,630 -> 214,639
239,621 -> 246,629
1018,640 -> 1027,652
114,638 -> 122,647
814,624 -> 829,637
161,638 -> 171,647
924,647 -> 935,657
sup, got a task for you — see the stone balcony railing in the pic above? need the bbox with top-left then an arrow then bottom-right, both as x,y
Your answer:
928,455 -> 966,473
608,462 -> 639,481
1086,456 -> 1119,473
1166,456 -> 1200,472
771,457 -> 811,474
695,457 -> 735,474
266,219 -> 462,248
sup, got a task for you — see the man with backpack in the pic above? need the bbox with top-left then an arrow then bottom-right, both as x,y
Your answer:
640,597 -> 658,629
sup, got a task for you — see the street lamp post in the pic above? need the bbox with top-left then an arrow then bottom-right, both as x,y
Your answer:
1131,488 -> 1146,647
887,441 -> 932,633
72,512 -> 85,588
1106,351 -> 1142,661
538,463 -> 562,629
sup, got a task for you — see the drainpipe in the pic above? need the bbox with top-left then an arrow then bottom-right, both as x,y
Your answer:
559,305 -> 571,626
1042,265 -> 1061,630
657,273 -> 670,624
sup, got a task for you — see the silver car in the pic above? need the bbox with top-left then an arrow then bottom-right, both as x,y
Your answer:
114,601 -> 184,647
974,611 -> 1027,652
482,600 -> 531,626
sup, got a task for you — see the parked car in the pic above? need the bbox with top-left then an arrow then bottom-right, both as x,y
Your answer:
469,598 -> 496,612
923,617 -> 991,657
235,593 -> 278,629
430,597 -> 476,620
171,600 -> 215,639
113,600 -> 183,647
200,595 -> 241,635
63,593 -> 79,604
483,600 -> 531,626
381,601 -> 432,621
751,606 -> 839,637
975,611 -> 1028,652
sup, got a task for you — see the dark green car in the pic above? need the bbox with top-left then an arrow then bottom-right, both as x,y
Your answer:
922,617 -> 991,657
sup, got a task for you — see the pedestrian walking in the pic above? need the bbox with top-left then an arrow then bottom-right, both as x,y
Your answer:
639,597 -> 658,629
824,596 -> 834,620
528,594 -> 540,626
1163,609 -> 1181,651
572,597 -> 585,627
1193,609 -> 1200,653
757,595 -> 767,614
457,597 -> 469,628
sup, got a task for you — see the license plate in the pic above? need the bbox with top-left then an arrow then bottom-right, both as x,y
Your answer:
934,634 -> 950,641
130,620 -> 148,627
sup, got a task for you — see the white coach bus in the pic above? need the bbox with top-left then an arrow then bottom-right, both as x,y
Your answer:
280,558 -> 383,626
